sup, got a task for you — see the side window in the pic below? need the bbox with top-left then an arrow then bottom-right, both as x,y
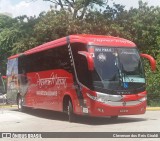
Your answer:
7,58 -> 18,76
42,45 -> 72,72
19,45 -> 72,73
71,43 -> 93,89
23,53 -> 43,73
7,58 -> 19,91
57,47 -> 72,72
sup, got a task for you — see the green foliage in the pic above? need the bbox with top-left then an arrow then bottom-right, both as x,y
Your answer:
0,15 -> 20,74
41,0 -> 108,19
144,53 -> 160,106
0,0 -> 160,105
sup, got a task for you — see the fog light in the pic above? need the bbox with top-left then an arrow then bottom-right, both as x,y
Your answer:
83,99 -> 87,104
97,108 -> 104,113
139,96 -> 147,102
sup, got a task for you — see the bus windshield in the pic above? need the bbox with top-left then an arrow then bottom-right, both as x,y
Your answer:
88,46 -> 145,93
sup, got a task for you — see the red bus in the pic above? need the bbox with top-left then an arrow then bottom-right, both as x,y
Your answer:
6,35 -> 156,122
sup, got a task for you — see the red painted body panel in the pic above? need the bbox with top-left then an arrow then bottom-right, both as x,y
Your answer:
71,34 -> 136,47
8,35 -> 136,59
122,91 -> 147,101
23,69 -> 82,113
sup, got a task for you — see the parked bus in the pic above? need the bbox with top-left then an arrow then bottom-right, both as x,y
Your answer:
6,35 -> 156,122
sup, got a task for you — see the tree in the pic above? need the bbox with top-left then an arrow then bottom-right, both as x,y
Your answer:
35,0 -> 108,19
11,15 -> 40,54
0,15 -> 39,74
0,15 -> 20,74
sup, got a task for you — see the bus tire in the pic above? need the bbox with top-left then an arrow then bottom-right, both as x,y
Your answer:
17,96 -> 26,112
68,100 -> 75,122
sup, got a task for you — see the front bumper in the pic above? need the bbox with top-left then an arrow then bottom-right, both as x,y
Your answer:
87,100 -> 146,117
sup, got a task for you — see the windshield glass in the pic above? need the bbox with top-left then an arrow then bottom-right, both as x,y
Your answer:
88,46 -> 145,93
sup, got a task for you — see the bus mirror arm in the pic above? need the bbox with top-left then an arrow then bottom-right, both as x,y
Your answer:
78,51 -> 94,71
140,53 -> 156,72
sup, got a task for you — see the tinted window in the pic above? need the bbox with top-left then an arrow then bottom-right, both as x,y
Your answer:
71,43 -> 93,89
18,45 -> 72,73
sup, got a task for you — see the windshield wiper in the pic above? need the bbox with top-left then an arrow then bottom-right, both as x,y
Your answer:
115,54 -> 124,88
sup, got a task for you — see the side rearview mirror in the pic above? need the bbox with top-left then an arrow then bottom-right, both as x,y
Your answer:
78,51 -> 94,71
140,53 -> 156,72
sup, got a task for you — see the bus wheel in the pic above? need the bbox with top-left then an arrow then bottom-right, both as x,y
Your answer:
67,100 -> 75,122
110,116 -> 118,120
18,96 -> 25,112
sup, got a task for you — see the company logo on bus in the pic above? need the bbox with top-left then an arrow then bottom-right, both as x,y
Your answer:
122,101 -> 126,106
97,53 -> 106,62
36,73 -> 67,89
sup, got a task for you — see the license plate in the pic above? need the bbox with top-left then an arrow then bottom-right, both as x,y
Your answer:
120,109 -> 128,113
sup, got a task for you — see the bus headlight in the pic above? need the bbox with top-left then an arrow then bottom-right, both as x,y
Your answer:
96,93 -> 109,103
86,93 -> 109,103
86,93 -> 97,101
139,96 -> 147,102
87,92 -> 122,103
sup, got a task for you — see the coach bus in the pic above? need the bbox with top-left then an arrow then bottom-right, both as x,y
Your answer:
6,35 -> 156,122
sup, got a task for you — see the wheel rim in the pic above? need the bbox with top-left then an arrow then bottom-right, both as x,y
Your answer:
18,97 -> 22,109
67,102 -> 71,116
68,100 -> 73,122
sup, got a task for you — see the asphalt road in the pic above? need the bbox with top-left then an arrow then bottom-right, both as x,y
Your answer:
0,107 -> 160,141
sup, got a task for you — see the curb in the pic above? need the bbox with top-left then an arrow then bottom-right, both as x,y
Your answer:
0,105 -> 17,108
146,107 -> 160,111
